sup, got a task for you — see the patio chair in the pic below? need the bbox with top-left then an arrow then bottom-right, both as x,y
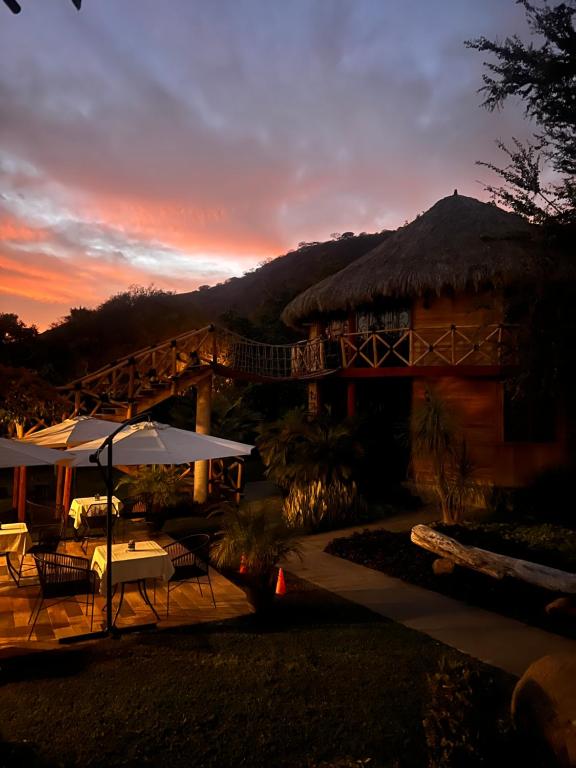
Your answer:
18,501 -> 65,585
79,502 -> 117,554
164,533 -> 216,616
118,494 -> 150,539
28,551 -> 95,639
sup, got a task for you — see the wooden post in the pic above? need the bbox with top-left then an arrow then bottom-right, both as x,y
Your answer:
14,423 -> 27,521
17,466 -> 26,522
347,381 -> 356,418
171,340 -> 178,377
55,464 -> 65,510
211,325 -> 218,364
62,466 -> 73,515
12,466 -> 19,509
193,374 -> 212,504
308,382 -> 320,417
127,359 -> 135,405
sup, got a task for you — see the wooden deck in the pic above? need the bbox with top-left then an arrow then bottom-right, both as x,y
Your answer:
0,525 -> 252,649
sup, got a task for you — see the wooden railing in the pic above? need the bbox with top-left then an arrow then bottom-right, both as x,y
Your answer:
63,326 -> 216,416
338,324 -> 515,368
60,323 -> 515,417
60,326 -> 332,417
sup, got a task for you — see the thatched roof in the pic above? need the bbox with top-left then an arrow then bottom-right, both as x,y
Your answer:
282,193 -> 564,327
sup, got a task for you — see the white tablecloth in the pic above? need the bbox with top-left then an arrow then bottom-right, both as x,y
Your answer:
0,523 -> 32,556
69,496 -> 122,529
91,541 -> 174,595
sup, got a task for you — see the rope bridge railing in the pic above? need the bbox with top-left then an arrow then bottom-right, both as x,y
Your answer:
215,331 -> 327,379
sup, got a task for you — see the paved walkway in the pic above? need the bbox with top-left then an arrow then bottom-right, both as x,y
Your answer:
284,512 -> 576,677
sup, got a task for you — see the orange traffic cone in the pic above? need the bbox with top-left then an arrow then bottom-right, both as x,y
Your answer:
275,567 -> 286,596
239,555 -> 247,574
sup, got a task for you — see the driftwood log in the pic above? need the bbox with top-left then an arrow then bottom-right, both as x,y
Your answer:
411,525 -> 576,594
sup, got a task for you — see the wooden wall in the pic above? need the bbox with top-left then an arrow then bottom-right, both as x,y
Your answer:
412,377 -> 566,488
412,291 -> 504,328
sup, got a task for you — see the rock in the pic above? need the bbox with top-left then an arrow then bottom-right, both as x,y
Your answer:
432,557 -> 455,576
512,653 -> 576,767
545,597 -> 576,618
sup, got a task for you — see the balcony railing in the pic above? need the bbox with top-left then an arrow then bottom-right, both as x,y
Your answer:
337,324 -> 515,369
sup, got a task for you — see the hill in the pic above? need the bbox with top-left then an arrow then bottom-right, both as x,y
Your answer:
28,231 -> 390,382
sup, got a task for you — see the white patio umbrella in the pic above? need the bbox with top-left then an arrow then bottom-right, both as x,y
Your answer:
17,417 -> 120,516
0,437 -> 75,468
64,419 -> 253,635
18,416 -> 120,449
66,421 -> 253,466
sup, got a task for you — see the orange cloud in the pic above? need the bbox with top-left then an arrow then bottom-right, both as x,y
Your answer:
0,218 -> 51,244
81,193 -> 282,261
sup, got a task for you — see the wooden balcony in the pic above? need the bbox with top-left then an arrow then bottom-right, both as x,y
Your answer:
337,324 -> 515,370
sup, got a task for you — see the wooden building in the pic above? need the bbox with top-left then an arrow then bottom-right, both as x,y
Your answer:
281,192 -> 571,489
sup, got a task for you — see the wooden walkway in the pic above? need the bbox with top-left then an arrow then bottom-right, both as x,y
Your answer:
0,527 -> 251,648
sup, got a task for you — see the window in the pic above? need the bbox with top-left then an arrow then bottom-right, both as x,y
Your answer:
356,304 -> 410,333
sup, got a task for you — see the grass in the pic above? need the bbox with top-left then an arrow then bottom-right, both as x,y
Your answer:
0,578 -> 513,768
326,522 -> 576,640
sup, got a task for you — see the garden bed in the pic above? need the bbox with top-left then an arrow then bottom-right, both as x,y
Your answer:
325,522 -> 576,640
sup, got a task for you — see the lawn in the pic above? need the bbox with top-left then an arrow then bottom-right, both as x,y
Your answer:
0,579 -> 513,768
326,522 -> 576,640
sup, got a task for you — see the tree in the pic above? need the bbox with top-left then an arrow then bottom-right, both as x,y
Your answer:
0,313 -> 37,347
0,365 -> 68,436
0,313 -> 38,368
466,1 -> 576,225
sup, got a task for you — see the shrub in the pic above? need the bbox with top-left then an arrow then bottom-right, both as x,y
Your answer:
423,657 -> 513,767
257,409 -> 365,530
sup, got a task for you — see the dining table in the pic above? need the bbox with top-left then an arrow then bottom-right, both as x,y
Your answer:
0,522 -> 32,584
68,496 -> 122,530
90,540 -> 174,624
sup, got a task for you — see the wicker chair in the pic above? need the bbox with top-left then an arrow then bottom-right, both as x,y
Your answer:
164,533 -> 216,616
28,551 -> 95,639
79,503 -> 117,554
18,501 -> 65,585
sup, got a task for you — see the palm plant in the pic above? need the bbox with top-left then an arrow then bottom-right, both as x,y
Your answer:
411,388 -> 486,523
257,409 -> 364,529
443,440 -> 489,524
211,502 -> 300,611
116,465 -> 194,519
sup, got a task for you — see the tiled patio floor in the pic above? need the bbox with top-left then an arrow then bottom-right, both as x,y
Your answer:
0,525 -> 252,648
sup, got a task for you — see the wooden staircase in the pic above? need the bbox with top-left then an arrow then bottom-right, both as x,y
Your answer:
59,325 -> 331,420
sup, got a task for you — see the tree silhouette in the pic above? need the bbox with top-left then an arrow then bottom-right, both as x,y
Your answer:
466,0 -> 576,225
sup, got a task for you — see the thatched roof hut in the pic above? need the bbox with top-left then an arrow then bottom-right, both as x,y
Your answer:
282,193 -> 563,328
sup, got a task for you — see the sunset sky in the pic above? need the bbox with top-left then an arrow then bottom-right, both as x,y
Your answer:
0,0 -> 533,330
